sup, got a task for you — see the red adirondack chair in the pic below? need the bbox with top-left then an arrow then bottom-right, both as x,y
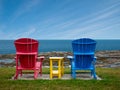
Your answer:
14,38 -> 44,79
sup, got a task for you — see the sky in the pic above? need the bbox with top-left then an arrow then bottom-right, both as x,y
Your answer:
0,0 -> 120,40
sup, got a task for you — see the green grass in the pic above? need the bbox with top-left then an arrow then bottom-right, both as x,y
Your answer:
0,67 -> 120,90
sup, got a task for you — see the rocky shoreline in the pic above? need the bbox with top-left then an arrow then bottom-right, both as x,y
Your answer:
0,50 -> 120,68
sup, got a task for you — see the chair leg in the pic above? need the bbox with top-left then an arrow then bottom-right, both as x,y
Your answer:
91,70 -> 93,76
71,67 -> 72,76
93,70 -> 97,79
71,61 -> 76,78
34,70 -> 39,79
34,70 -> 37,79
14,70 -> 19,79
20,70 -> 22,77
40,66 -> 42,76
72,70 -> 76,79
91,70 -> 97,79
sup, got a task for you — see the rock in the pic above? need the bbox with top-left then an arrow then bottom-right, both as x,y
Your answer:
0,50 -> 120,68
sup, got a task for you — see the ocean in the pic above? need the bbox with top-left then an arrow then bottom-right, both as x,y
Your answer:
0,39 -> 120,54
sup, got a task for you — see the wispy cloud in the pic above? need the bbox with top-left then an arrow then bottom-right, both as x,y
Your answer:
10,0 -> 120,39
1,0 -> 120,39
63,1 -> 120,28
80,23 -> 120,39
46,1 -> 120,39
11,0 -> 41,23
36,0 -> 120,32
10,27 -> 36,39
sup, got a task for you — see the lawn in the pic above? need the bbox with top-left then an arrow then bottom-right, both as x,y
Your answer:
0,67 -> 120,90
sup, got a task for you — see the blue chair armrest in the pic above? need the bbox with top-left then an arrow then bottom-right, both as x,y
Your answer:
67,56 -> 75,69
92,56 -> 97,65
67,56 -> 73,61
94,56 -> 97,62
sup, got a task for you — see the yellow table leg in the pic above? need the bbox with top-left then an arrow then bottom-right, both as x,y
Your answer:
62,59 -> 64,76
58,59 -> 61,79
50,59 -> 53,79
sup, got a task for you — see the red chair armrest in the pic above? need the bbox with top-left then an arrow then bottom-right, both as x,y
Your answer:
37,56 -> 45,62
14,56 -> 17,59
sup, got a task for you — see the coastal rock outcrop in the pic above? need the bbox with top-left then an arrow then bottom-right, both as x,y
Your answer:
0,50 -> 120,68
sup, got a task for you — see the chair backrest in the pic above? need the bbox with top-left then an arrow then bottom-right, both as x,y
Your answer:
72,38 -> 96,69
19,55 -> 36,68
74,55 -> 94,68
14,38 -> 39,53
72,38 -> 96,54
14,38 -> 38,68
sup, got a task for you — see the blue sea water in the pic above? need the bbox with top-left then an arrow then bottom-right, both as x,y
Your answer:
0,40 -> 120,54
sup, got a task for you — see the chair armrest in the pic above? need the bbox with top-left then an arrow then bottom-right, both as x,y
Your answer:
93,56 -> 97,62
14,56 -> 19,67
92,56 -> 97,65
37,56 -> 45,62
67,56 -> 75,68
14,57 -> 17,59
67,56 -> 73,61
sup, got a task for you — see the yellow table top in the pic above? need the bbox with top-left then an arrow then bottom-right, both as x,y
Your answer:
49,57 -> 64,59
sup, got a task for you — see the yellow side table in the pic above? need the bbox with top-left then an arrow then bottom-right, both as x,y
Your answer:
49,57 -> 64,79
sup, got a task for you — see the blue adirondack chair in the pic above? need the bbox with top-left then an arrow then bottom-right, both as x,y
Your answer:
67,38 -> 97,79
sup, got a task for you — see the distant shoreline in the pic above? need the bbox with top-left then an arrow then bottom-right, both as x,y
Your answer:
0,50 -> 120,68
0,50 -> 120,59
